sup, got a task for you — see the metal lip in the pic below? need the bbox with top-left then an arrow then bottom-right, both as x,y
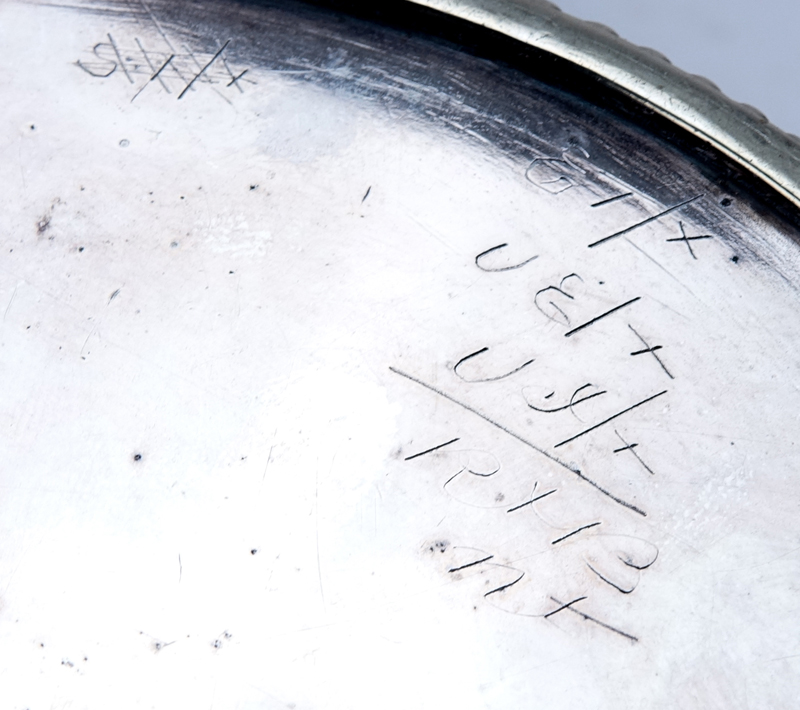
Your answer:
407,0 -> 800,211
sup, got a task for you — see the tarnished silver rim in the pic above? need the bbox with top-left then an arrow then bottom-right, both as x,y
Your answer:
409,0 -> 800,211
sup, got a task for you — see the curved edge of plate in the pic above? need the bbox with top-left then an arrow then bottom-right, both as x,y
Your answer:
407,0 -> 800,212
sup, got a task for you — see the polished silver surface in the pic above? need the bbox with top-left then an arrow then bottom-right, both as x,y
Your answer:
1,1 -> 800,708
410,0 -> 800,210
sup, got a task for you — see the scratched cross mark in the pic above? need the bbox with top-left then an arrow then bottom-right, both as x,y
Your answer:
76,34 -> 253,103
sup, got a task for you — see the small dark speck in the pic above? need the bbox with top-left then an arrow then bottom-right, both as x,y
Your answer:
119,139 -> 129,148
250,548 -> 258,555
229,270 -> 234,274
213,639 -> 222,649
362,185 -> 372,203
78,246 -> 84,252
249,184 -> 258,191
170,241 -> 179,248
26,325 -> 31,330
180,196 -> 185,200
721,198 -> 732,207
30,124 -> 35,130
133,453 -> 142,462
731,255 -> 739,263
83,656 -> 88,662
40,643 -> 44,648
80,186 -> 85,191
598,281 -> 605,285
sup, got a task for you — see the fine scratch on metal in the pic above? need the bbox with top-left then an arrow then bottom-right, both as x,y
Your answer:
390,367 -> 647,516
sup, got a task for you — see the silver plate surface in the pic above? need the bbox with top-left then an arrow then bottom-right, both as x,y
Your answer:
1,1 -> 799,708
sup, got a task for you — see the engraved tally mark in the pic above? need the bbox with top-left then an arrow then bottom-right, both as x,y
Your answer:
76,33 -> 252,103
628,324 -> 673,379
613,430 -> 655,476
666,221 -> 714,259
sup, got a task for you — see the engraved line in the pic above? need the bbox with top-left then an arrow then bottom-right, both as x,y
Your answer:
613,443 -> 638,453
484,570 -> 524,597
475,243 -> 538,272
390,367 -> 575,470
550,301 -> 570,323
591,192 -> 633,208
666,221 -> 713,260
614,429 -> 655,476
139,0 -> 177,52
404,437 -> 460,461
549,596 -> 638,642
544,596 -> 586,618
221,55 -> 245,92
181,42 -> 232,105
135,37 -> 170,92
107,33 -> 134,83
454,346 -> 535,383
617,546 -> 659,570
526,384 -> 607,414
4,286 -> 17,321
588,195 -> 702,248
554,390 -> 667,448
551,521 -> 601,545
628,324 -> 673,379
665,235 -> 713,243
389,367 -> 647,516
178,39 -> 230,99
564,297 -> 640,337
506,488 -> 557,513
586,562 -> 634,594
448,555 -> 494,573
226,67 -> 249,88
631,345 -> 663,356
131,53 -> 174,102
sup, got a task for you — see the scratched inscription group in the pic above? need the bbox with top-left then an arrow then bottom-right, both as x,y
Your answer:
393,153 -> 718,643
76,32 -> 253,103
